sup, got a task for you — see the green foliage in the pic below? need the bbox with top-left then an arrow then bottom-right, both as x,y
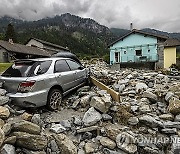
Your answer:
5,23 -> 17,42
103,53 -> 110,64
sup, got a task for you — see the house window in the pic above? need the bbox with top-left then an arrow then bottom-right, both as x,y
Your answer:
124,51 -> 126,54
115,52 -> 120,62
136,50 -> 142,56
148,49 -> 150,52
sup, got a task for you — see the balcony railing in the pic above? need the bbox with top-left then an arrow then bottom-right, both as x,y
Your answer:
120,54 -> 159,63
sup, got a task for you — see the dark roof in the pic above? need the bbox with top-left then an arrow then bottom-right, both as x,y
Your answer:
0,40 -> 51,57
163,38 -> 180,47
108,29 -> 168,47
27,38 -> 70,51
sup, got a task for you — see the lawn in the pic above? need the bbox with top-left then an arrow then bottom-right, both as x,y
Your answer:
0,63 -> 12,73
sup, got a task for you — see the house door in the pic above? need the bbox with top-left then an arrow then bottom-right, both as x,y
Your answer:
115,52 -> 120,63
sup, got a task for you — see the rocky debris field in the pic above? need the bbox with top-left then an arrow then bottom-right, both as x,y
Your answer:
0,61 -> 180,154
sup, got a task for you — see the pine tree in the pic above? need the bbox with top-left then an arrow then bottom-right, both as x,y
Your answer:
5,23 -> 17,42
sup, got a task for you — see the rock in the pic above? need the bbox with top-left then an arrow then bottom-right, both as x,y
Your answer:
53,133 -> 77,154
49,139 -> 59,152
165,92 -> 174,102
12,132 -> 47,150
31,114 -> 43,127
22,149 -> 46,154
60,119 -> 72,130
164,121 -> 180,129
72,99 -> 80,109
0,118 -> 4,128
80,95 -> 91,107
159,114 -> 174,121
0,96 -> 9,106
139,104 -> 152,113
73,117 -> 82,126
143,91 -> 158,103
119,84 -> 125,93
4,136 -> 16,145
105,124 -> 128,141
116,132 -> 137,154
77,126 -> 98,133
103,148 -> 126,154
100,137 -> 116,149
84,142 -> 96,154
90,96 -> 111,113
82,107 -> 102,126
2,123 -> 11,135
102,114 -> 112,121
0,89 -> 7,96
21,112 -> 33,121
82,132 -> 92,140
0,106 -> 10,119
175,114 -> 180,122
128,117 -> 139,126
50,124 -> 66,133
12,120 -> 41,135
0,128 -> 5,147
161,128 -> 177,134
0,144 -> 16,154
139,115 -> 163,128
168,98 -> 180,115
136,83 -> 148,93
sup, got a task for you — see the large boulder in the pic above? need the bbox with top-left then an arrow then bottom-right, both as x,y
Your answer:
53,133 -> 77,154
82,107 -> 102,126
12,132 -> 47,151
90,96 -> 111,113
0,106 -> 10,119
168,99 -> 180,115
12,120 -> 41,135
142,91 -> 158,103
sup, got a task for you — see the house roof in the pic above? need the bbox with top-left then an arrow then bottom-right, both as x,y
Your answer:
27,38 -> 70,51
0,40 -> 51,57
108,29 -> 169,47
163,38 -> 180,47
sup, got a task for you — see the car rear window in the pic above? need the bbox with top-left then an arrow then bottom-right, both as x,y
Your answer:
2,60 -> 52,77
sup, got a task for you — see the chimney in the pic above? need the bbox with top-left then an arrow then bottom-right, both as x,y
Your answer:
8,39 -> 14,44
130,23 -> 133,31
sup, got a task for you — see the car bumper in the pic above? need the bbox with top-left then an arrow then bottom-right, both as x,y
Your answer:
7,89 -> 48,108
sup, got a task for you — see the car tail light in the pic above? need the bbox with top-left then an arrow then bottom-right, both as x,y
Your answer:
18,81 -> 36,93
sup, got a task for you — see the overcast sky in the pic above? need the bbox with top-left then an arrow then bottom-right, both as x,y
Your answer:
0,0 -> 180,32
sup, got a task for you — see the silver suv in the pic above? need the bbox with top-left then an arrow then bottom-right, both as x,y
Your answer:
0,57 -> 88,110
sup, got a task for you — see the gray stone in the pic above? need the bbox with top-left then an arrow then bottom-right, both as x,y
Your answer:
139,115 -> 163,128
77,126 -> 98,133
1,144 -> 16,154
159,114 -> 174,121
82,107 -> 102,126
116,132 -> 137,154
0,88 -> 7,96
60,119 -> 72,130
175,114 -> 180,122
84,142 -> 97,154
161,128 -> 177,134
165,92 -> 174,102
102,114 -> 112,121
0,96 -> 9,105
50,124 -> 66,133
90,96 -> 111,113
31,114 -> 43,127
168,98 -> 180,115
143,91 -> 158,103
119,84 -> 125,93
139,104 -> 152,113
0,128 -> 5,147
0,118 -> 4,128
49,139 -> 59,152
73,117 -> 82,126
128,117 -> 139,126
164,121 -> 180,129
131,105 -> 139,112
136,83 -> 148,93
103,148 -> 127,154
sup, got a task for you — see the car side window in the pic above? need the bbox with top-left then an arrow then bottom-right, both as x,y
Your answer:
66,60 -> 81,71
55,60 -> 70,73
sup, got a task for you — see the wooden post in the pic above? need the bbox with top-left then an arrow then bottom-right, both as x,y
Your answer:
90,76 -> 120,103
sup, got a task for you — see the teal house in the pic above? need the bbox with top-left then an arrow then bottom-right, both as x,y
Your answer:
109,29 -> 168,69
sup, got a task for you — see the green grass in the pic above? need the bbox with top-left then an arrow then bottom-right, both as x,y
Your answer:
0,63 -> 12,73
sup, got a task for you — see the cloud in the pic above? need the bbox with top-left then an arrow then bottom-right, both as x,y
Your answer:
0,0 -> 180,32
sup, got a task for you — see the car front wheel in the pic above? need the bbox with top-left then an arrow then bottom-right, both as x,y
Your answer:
47,89 -> 62,110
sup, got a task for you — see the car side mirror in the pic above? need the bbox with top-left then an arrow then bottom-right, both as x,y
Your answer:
78,66 -> 84,70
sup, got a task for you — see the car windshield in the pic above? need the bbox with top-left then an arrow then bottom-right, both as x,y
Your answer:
2,60 -> 52,77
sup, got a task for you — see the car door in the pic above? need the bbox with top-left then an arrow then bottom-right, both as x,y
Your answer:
54,60 -> 76,92
66,59 -> 87,85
